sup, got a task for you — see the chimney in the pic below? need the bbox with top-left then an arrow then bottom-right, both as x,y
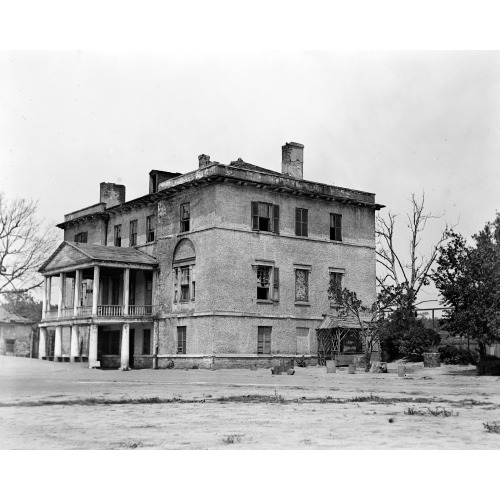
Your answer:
281,142 -> 304,179
198,154 -> 210,169
100,182 -> 126,208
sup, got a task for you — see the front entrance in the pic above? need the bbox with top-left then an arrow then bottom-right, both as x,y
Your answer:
129,329 -> 135,368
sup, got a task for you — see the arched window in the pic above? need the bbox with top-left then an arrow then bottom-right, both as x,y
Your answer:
173,239 -> 196,303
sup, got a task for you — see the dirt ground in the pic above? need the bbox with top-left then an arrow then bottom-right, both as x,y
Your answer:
1,356 -> 499,449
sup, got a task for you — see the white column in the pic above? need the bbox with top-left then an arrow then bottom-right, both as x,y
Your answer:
47,276 -> 52,315
57,273 -> 65,318
89,324 -> 98,368
152,269 -> 157,309
120,323 -> 130,371
92,265 -> 100,315
152,320 -> 159,369
123,268 -> 130,316
42,277 -> 48,320
74,269 -> 81,316
70,325 -> 79,361
39,327 -> 47,359
54,325 -> 63,360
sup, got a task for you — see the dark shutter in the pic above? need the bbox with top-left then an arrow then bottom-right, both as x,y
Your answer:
273,267 -> 279,302
273,204 -> 280,234
251,201 -> 259,230
336,214 -> 342,241
303,209 -> 308,237
295,207 -> 301,236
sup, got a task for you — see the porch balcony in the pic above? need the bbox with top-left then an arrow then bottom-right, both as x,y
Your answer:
51,305 -> 158,320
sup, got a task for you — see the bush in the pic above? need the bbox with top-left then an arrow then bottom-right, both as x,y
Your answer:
439,345 -> 478,365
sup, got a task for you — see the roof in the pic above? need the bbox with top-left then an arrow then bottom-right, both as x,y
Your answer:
228,158 -> 278,175
0,306 -> 33,324
316,314 -> 366,330
38,242 -> 157,274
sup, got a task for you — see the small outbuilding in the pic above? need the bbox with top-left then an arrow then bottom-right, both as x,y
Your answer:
0,306 -> 35,357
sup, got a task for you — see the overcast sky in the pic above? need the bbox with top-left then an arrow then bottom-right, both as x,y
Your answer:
1,50 -> 499,307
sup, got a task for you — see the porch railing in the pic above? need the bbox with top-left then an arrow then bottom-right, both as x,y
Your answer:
128,305 -> 155,316
44,310 -> 59,320
97,305 -> 123,316
61,308 -> 74,318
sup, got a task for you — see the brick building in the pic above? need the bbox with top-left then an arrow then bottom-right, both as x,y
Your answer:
38,142 -> 383,369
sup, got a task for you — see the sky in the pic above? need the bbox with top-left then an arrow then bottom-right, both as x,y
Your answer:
1,50 -> 499,308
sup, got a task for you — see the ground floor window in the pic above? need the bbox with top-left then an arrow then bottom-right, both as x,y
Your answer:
5,339 -> 15,354
143,329 -> 151,355
177,326 -> 186,354
257,326 -> 272,354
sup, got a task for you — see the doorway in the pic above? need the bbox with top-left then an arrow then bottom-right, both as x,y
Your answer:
129,329 -> 135,368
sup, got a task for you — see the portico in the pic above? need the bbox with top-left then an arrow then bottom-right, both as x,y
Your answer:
38,242 -> 158,370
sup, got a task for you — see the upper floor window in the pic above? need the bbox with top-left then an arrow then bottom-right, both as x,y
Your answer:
146,215 -> 156,243
330,213 -> 342,241
329,268 -> 345,306
180,203 -> 190,232
295,268 -> 310,303
173,265 -> 195,303
295,208 -> 308,237
74,232 -> 88,243
256,264 -> 279,302
251,202 -> 279,233
130,220 -> 138,246
114,225 -> 122,247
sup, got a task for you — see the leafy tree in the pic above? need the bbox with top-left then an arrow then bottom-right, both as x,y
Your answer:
0,193 -> 58,294
433,214 -> 500,367
1,292 -> 42,324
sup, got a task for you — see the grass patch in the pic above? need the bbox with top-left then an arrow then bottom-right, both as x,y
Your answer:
483,421 -> 500,433
222,434 -> 244,445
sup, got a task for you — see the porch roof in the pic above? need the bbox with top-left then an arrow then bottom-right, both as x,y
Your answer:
316,314 -> 363,331
38,242 -> 157,274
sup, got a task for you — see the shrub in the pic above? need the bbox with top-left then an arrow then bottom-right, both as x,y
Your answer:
439,345 -> 478,365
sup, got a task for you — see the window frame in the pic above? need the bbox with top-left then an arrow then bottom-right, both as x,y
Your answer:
177,326 -> 186,354
251,201 -> 280,234
330,213 -> 342,242
146,215 -> 156,243
257,326 -> 272,355
114,225 -> 122,247
180,202 -> 190,233
329,268 -> 345,307
74,232 -> 88,243
294,265 -> 311,304
255,261 -> 279,303
295,207 -> 308,237
129,220 -> 138,247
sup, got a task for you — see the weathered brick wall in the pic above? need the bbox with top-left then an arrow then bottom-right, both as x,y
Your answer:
64,218 -> 107,245
0,323 -> 33,356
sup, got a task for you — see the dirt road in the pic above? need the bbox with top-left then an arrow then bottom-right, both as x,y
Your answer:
1,356 -> 499,449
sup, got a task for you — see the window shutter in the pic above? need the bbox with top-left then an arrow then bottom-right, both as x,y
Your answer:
295,207 -> 301,236
273,267 -> 279,301
336,214 -> 342,241
303,209 -> 308,237
251,201 -> 259,230
273,204 -> 280,234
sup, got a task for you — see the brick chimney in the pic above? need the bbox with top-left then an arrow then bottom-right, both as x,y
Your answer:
281,142 -> 304,179
198,154 -> 210,169
100,182 -> 126,208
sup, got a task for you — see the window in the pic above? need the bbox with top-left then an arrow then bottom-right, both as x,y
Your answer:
329,269 -> 344,305
5,339 -> 15,354
256,264 -> 279,302
295,268 -> 310,302
146,215 -> 156,243
114,225 -> 122,247
74,232 -> 88,243
179,267 -> 190,302
129,220 -> 137,246
177,326 -> 186,354
180,203 -> 190,232
143,329 -> 151,355
295,208 -> 308,237
251,202 -> 279,233
330,213 -> 342,241
257,326 -> 272,354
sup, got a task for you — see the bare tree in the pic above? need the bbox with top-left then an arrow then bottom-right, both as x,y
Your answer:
0,193 -> 59,294
376,193 -> 450,309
